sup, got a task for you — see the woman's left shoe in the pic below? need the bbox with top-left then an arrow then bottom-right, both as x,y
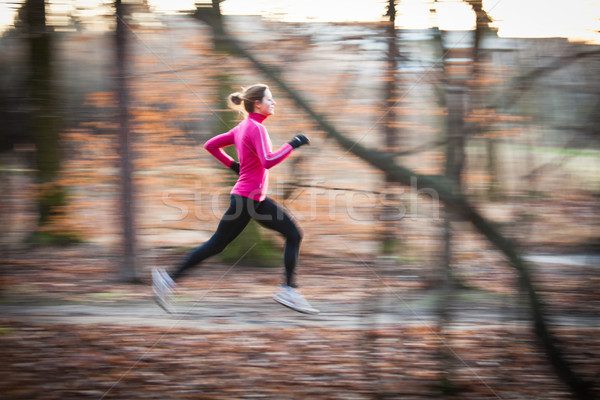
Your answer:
152,268 -> 174,313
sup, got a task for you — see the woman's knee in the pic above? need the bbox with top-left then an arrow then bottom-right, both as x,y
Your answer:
288,225 -> 303,244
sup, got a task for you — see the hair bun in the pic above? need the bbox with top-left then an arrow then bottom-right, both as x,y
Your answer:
229,93 -> 243,106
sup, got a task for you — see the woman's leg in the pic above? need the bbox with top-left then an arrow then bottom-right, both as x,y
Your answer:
170,195 -> 251,280
253,197 -> 303,287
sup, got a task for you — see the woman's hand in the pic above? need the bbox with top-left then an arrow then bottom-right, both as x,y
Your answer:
230,161 -> 240,175
288,135 -> 310,149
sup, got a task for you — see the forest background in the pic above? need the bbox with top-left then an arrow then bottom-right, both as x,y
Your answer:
0,1 -> 598,399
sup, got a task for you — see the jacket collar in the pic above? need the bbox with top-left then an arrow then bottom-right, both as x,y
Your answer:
248,112 -> 268,124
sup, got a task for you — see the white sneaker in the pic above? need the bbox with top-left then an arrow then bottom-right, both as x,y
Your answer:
152,268 -> 174,313
273,285 -> 319,315
159,269 -> 177,292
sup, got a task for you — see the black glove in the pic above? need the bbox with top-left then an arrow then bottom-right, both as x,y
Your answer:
288,134 -> 310,149
230,161 -> 240,175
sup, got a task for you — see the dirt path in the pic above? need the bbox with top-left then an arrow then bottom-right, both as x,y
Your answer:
2,287 -> 597,332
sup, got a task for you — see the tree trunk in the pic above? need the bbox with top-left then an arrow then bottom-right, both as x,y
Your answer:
25,0 -> 66,244
381,0 -> 401,254
115,0 -> 138,282
486,137 -> 500,198
436,22 -> 472,391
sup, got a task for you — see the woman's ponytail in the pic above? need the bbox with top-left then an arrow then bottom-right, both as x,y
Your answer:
229,92 -> 243,106
228,84 -> 268,114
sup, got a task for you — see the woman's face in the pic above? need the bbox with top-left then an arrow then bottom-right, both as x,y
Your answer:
255,89 -> 276,116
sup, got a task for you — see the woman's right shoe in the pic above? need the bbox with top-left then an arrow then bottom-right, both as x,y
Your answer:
273,285 -> 319,314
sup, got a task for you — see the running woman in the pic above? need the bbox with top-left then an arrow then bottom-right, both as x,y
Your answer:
152,84 -> 318,314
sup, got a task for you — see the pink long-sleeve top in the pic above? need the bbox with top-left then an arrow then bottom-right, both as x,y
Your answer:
204,112 -> 294,202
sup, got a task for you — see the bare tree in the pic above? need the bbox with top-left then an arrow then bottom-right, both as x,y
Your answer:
380,0 -> 402,254
115,0 -> 138,282
24,0 -> 68,244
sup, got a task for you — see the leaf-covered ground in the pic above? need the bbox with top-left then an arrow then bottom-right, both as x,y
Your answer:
2,319 -> 598,400
1,246 -> 598,400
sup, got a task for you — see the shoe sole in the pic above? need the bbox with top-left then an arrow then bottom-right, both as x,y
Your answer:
273,294 -> 319,315
153,294 -> 174,314
153,285 -> 174,314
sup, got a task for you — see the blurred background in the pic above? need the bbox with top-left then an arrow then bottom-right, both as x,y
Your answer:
0,1 -> 599,399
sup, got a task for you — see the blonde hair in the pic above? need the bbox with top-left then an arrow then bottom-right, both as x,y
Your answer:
228,84 -> 269,114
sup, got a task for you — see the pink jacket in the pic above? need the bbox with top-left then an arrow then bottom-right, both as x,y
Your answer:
204,113 -> 294,201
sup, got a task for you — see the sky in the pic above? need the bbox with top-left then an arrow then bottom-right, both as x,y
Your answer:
1,0 -> 599,44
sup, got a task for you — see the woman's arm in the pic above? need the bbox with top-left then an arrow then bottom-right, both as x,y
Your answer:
204,131 -> 236,168
252,124 -> 293,169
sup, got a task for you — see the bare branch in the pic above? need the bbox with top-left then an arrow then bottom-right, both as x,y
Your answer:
212,29 -> 594,400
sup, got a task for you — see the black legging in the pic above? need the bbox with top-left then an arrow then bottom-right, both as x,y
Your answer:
170,194 -> 302,286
